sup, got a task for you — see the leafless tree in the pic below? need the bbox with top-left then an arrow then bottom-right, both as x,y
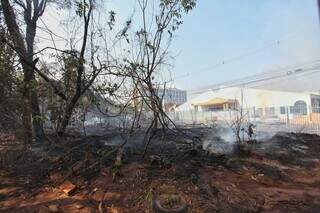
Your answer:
1,0 -> 196,142
228,88 -> 252,143
119,0 -> 196,154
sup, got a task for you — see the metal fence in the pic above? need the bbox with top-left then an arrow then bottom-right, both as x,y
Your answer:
169,106 -> 320,135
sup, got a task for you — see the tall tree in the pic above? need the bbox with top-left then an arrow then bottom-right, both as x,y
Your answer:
56,0 -> 95,135
112,0 -> 196,155
124,0 -> 196,130
0,13 -> 22,131
1,0 -> 47,143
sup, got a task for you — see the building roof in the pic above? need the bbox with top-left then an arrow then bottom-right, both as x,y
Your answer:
194,97 -> 236,106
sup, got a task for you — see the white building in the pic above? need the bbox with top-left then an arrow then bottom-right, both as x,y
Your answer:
177,87 -> 320,121
157,87 -> 187,111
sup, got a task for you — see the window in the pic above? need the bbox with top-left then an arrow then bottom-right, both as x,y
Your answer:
207,105 -> 223,112
255,108 -> 263,117
290,106 -> 295,114
311,97 -> 320,113
265,107 -> 275,117
280,106 -> 286,115
291,100 -> 307,115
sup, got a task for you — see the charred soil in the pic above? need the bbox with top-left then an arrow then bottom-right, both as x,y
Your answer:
0,129 -> 319,212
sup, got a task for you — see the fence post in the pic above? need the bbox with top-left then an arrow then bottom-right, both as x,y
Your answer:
195,110 -> 197,125
286,106 -> 290,125
309,105 -> 312,123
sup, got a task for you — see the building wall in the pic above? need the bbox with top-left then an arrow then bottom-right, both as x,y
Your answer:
157,88 -> 187,106
178,87 -> 315,113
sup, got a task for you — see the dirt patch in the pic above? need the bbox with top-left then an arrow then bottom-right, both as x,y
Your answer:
0,129 -> 320,212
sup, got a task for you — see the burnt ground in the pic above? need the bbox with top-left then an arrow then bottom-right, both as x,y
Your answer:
0,128 -> 319,212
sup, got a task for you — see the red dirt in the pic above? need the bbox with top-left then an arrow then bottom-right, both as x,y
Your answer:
0,131 -> 320,212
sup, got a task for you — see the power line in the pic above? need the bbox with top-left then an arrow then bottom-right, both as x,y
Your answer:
190,58 -> 320,93
251,68 -> 320,90
171,26 -> 319,82
189,61 -> 320,95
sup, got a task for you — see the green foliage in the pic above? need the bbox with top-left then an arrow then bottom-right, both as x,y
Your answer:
75,1 -> 89,17
160,0 -> 196,12
33,114 -> 46,123
158,0 -> 196,37
61,51 -> 79,98
145,188 -> 153,212
108,10 -> 116,30
119,19 -> 132,44
181,0 -> 196,12
0,27 -> 23,130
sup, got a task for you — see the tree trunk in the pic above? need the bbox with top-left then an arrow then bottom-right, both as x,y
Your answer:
147,80 -> 159,129
151,101 -> 159,129
30,85 -> 44,142
1,0 -> 45,143
21,62 -> 44,143
57,96 -> 79,136
21,79 -> 33,144
1,0 -> 33,144
26,44 -> 44,143
25,9 -> 45,143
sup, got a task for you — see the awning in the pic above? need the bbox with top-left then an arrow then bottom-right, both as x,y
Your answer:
194,97 -> 237,107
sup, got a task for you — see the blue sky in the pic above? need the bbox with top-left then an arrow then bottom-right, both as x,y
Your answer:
42,0 -> 320,91
168,0 -> 320,90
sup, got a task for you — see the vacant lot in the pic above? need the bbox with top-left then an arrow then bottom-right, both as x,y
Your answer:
0,129 -> 319,212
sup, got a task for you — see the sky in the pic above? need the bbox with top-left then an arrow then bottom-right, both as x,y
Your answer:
169,0 -> 320,90
40,0 -> 320,91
